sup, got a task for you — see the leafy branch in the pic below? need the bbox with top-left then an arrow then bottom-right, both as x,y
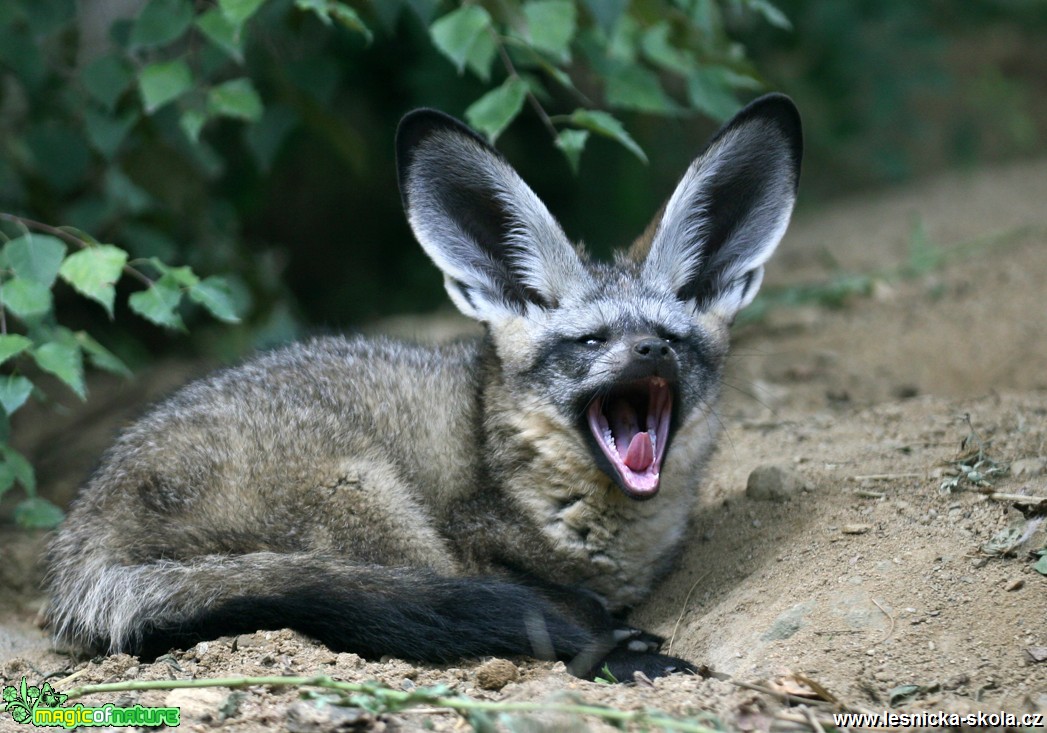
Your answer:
0,212 -> 152,288
0,213 -> 241,527
63,674 -> 721,732
424,0 -> 787,170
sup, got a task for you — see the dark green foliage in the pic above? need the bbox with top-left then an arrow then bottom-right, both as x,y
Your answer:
0,0 -> 783,333
745,1 -> 1047,196
0,0 -> 785,526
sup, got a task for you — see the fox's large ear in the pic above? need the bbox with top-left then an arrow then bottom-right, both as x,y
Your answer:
397,110 -> 588,323
638,93 -> 802,322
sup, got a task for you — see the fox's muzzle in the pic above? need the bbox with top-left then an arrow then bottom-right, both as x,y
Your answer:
584,337 -> 680,500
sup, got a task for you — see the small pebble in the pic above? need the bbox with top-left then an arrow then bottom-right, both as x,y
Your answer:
746,464 -> 809,502
842,524 -> 872,535
1026,647 -> 1047,663
476,658 -> 519,691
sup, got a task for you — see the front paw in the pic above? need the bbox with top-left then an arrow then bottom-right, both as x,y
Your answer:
589,648 -> 698,683
612,626 -> 664,653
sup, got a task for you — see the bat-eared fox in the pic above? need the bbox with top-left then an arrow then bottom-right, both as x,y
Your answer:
46,94 -> 802,682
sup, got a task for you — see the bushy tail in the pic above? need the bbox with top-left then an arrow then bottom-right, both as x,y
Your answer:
44,550 -> 606,668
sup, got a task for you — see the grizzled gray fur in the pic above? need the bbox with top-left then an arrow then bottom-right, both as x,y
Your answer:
45,94 -> 802,681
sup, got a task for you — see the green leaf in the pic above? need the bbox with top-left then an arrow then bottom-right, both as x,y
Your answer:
2,445 -> 35,493
196,8 -> 244,62
539,62 -> 576,93
523,1 -> 577,62
1034,552 -> 1047,576
4,234 -> 67,286
0,335 -> 32,366
207,78 -> 263,122
465,77 -> 528,143
105,168 -> 153,214
0,375 -> 34,415
147,258 -> 199,287
130,0 -> 194,48
688,0 -> 721,30
76,332 -> 132,378
14,497 -> 63,529
605,64 -> 679,113
406,0 -> 440,23
567,108 -> 647,163
594,662 -> 619,684
430,6 -> 495,77
84,108 -> 139,159
686,66 -> 742,121
189,276 -> 241,323
641,22 -> 695,75
139,59 -> 194,114
605,12 -> 640,62
58,244 -> 129,318
220,0 -> 268,27
128,275 -> 185,330
581,0 -> 626,35
329,4 -> 372,40
3,278 -> 53,318
180,108 -> 208,143
82,54 -> 134,111
555,128 -> 589,174
32,341 -> 86,399
463,31 -> 496,82
295,0 -> 373,42
744,0 -> 792,31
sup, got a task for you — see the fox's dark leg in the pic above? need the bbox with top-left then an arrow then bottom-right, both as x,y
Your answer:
501,572 -> 698,681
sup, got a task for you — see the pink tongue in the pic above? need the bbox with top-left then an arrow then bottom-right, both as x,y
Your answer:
623,431 -> 654,471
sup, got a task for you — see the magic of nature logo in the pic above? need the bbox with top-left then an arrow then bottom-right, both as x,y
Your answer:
2,676 -> 180,728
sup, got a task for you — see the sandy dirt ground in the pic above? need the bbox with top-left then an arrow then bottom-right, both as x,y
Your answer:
2,158 -> 1046,731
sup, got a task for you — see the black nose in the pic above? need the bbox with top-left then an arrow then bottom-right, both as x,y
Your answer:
632,337 -> 670,360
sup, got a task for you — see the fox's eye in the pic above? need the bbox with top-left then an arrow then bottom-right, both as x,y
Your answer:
577,335 -> 606,346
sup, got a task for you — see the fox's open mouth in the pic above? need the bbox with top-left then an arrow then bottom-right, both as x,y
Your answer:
586,378 -> 673,499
